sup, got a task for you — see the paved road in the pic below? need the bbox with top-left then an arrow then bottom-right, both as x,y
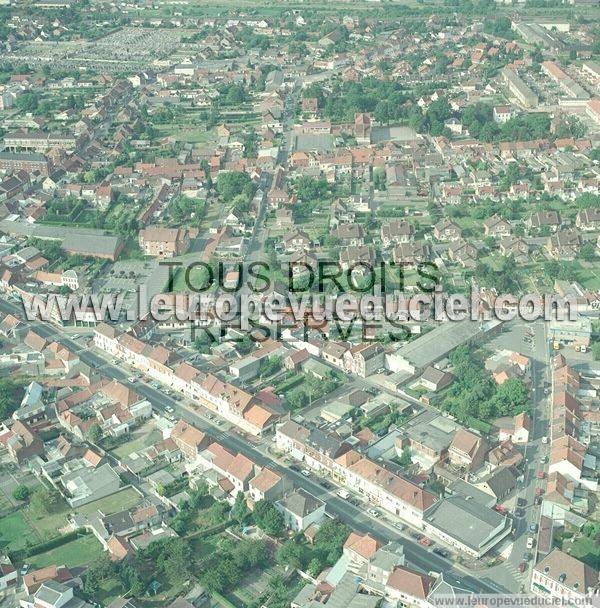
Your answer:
0,296 -> 509,594
480,319 -> 552,591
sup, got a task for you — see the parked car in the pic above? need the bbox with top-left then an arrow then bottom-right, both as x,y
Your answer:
419,536 -> 432,547
433,548 -> 449,558
20,564 -> 30,576
529,523 -> 538,533
301,469 -> 311,477
517,498 -> 527,507
537,471 -> 546,479
527,537 -> 535,549
367,508 -> 380,518
518,562 -> 527,573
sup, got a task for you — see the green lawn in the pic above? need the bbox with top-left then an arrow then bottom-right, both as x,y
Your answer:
111,426 -> 162,459
562,535 -> 600,570
30,534 -> 103,569
0,511 -> 38,551
156,124 -> 215,144
78,487 -> 143,517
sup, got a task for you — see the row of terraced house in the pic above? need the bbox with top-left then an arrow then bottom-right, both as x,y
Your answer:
93,322 -> 282,436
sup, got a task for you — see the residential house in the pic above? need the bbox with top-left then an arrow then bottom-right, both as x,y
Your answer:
448,429 -> 486,471
483,215 -> 511,238
138,227 -> 190,258
546,229 -> 581,260
276,489 -> 326,532
381,220 -> 415,247
433,219 -> 461,241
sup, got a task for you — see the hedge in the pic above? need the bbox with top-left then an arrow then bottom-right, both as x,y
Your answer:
274,375 -> 304,393
8,529 -> 89,562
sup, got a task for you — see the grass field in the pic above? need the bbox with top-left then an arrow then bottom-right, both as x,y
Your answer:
30,534 -> 103,570
0,511 -> 38,551
562,535 -> 600,570
78,487 -> 143,517
156,124 -> 216,144
111,423 -> 162,459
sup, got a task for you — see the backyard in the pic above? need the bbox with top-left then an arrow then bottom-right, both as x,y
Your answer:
29,533 -> 104,570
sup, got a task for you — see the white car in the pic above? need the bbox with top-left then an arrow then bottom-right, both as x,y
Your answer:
526,537 -> 535,549
301,469 -> 311,477
165,405 -> 174,414
367,508 -> 380,518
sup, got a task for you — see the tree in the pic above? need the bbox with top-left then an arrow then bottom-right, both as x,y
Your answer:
16,93 -> 39,113
87,423 -> 103,444
0,379 -> 22,419
276,539 -> 307,570
216,171 -> 254,202
84,555 -> 114,593
12,485 -> 31,502
158,538 -> 192,586
253,500 -> 285,536
579,242 -> 597,262
308,557 -> 324,577
313,519 -> 351,565
231,492 -> 250,525
398,447 -> 412,467
492,378 -> 530,417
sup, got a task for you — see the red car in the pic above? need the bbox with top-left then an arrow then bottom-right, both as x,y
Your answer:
518,562 -> 527,573
495,504 -> 507,513
419,536 -> 432,546
535,487 -> 544,496
537,471 -> 546,479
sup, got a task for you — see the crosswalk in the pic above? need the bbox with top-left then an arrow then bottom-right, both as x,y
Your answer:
503,560 -> 529,587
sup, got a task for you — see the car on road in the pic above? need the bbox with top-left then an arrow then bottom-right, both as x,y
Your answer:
537,471 -> 546,479
319,480 -> 332,490
535,487 -> 544,497
523,552 -> 532,561
517,498 -> 527,507
529,523 -> 538,533
514,508 -> 525,518
337,489 -> 350,499
301,469 -> 311,477
165,405 -> 174,414
433,548 -> 449,558
393,522 -> 404,530
367,508 -> 380,518
419,536 -> 432,546
128,376 -> 136,383
534,496 -> 542,505
518,562 -> 527,573
526,537 -> 535,549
